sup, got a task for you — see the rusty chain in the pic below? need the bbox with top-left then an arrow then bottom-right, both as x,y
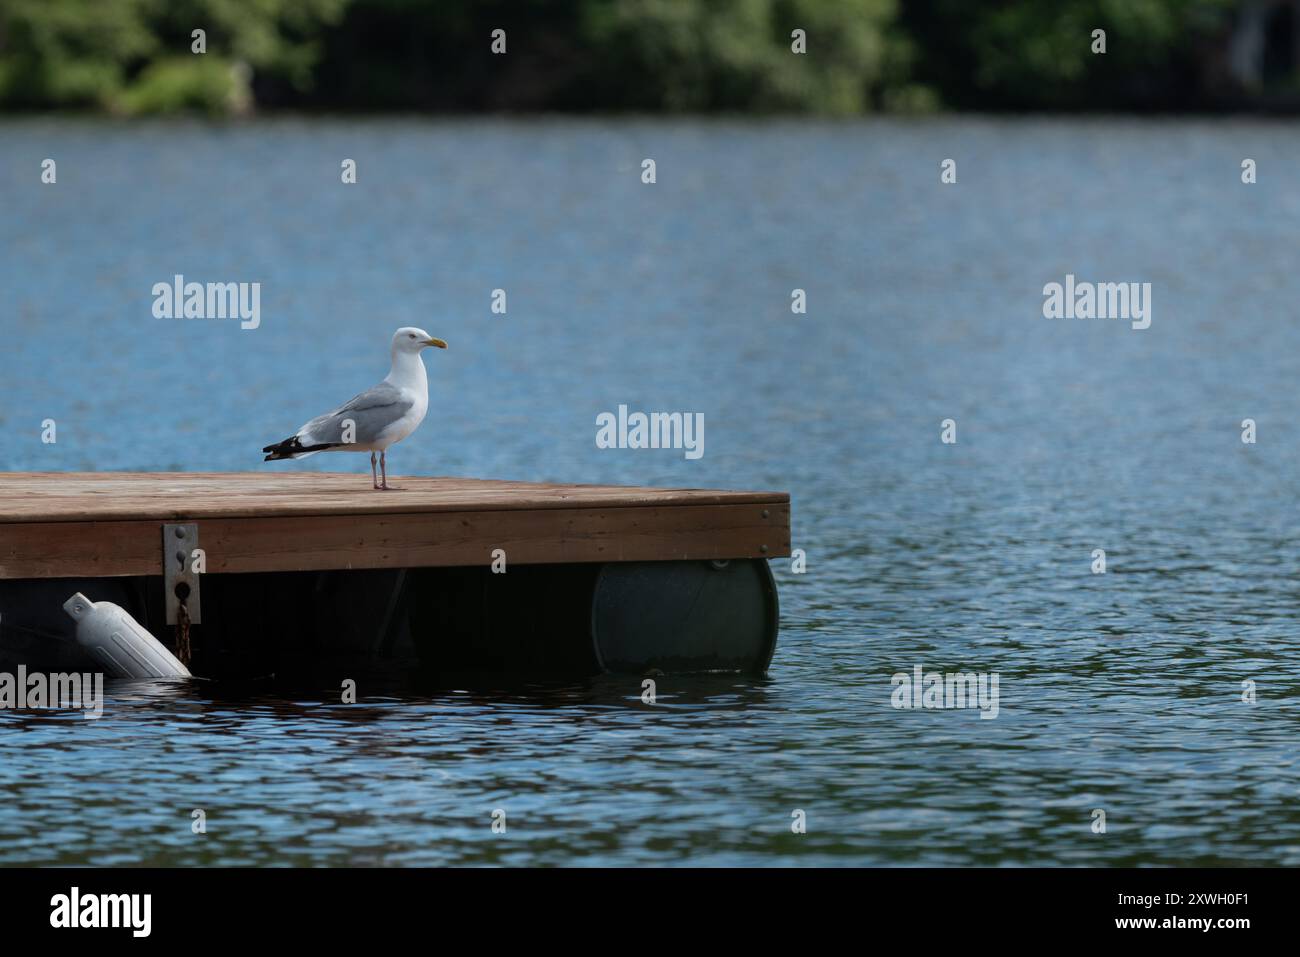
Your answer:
175,600 -> 192,668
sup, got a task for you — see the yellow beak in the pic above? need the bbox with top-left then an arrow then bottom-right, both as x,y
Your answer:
425,337 -> 447,349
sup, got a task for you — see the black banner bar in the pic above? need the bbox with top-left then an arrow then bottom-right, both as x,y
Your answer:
0,867 -> 1275,943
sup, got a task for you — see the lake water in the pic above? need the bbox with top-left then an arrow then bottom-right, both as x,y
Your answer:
2,117 -> 1299,866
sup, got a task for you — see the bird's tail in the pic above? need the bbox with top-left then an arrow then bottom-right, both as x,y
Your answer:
262,435 -> 339,461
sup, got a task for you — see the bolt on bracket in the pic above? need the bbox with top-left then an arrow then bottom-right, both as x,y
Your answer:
163,523 -> 202,625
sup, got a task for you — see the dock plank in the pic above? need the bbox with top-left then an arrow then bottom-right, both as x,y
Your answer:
0,473 -> 784,521
0,473 -> 790,578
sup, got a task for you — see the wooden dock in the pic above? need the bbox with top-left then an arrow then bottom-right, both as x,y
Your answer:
0,473 -> 791,579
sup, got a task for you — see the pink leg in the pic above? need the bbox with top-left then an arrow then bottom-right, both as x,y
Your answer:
371,452 -> 379,489
380,450 -> 388,490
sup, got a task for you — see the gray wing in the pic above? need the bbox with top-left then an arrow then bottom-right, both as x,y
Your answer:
298,381 -> 414,446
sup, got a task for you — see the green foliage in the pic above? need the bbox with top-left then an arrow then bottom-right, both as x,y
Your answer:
114,56 -> 242,116
578,0 -> 899,113
0,0 -> 346,112
0,0 -> 157,108
0,0 -> 1273,114
902,0 -> 1241,110
146,0 -> 348,92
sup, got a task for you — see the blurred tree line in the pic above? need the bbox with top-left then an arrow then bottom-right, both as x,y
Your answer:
0,0 -> 1292,115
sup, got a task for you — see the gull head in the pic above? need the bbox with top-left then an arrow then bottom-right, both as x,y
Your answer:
393,326 -> 447,354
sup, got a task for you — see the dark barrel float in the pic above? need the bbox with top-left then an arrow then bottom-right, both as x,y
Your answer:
0,474 -> 790,682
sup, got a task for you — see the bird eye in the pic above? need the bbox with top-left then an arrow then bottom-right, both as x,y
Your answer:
409,334 -> 416,339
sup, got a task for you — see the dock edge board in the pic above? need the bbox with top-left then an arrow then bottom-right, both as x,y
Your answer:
0,502 -> 791,579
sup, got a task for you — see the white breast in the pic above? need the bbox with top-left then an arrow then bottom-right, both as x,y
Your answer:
376,351 -> 430,450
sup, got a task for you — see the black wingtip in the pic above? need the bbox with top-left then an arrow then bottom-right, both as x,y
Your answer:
262,435 -> 300,459
262,436 -> 340,461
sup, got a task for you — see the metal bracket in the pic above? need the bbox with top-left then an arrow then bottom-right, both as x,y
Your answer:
163,523 -> 202,625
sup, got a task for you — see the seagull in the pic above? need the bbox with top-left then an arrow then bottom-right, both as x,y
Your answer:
262,327 -> 447,489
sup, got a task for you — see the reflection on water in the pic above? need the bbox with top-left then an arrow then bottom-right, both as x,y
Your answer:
4,117 -> 1300,865
2,675 -> 792,867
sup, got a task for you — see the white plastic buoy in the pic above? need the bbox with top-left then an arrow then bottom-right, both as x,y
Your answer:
62,592 -> 191,679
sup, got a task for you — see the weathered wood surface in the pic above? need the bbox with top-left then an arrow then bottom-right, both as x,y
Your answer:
0,473 -> 785,521
0,473 -> 790,578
